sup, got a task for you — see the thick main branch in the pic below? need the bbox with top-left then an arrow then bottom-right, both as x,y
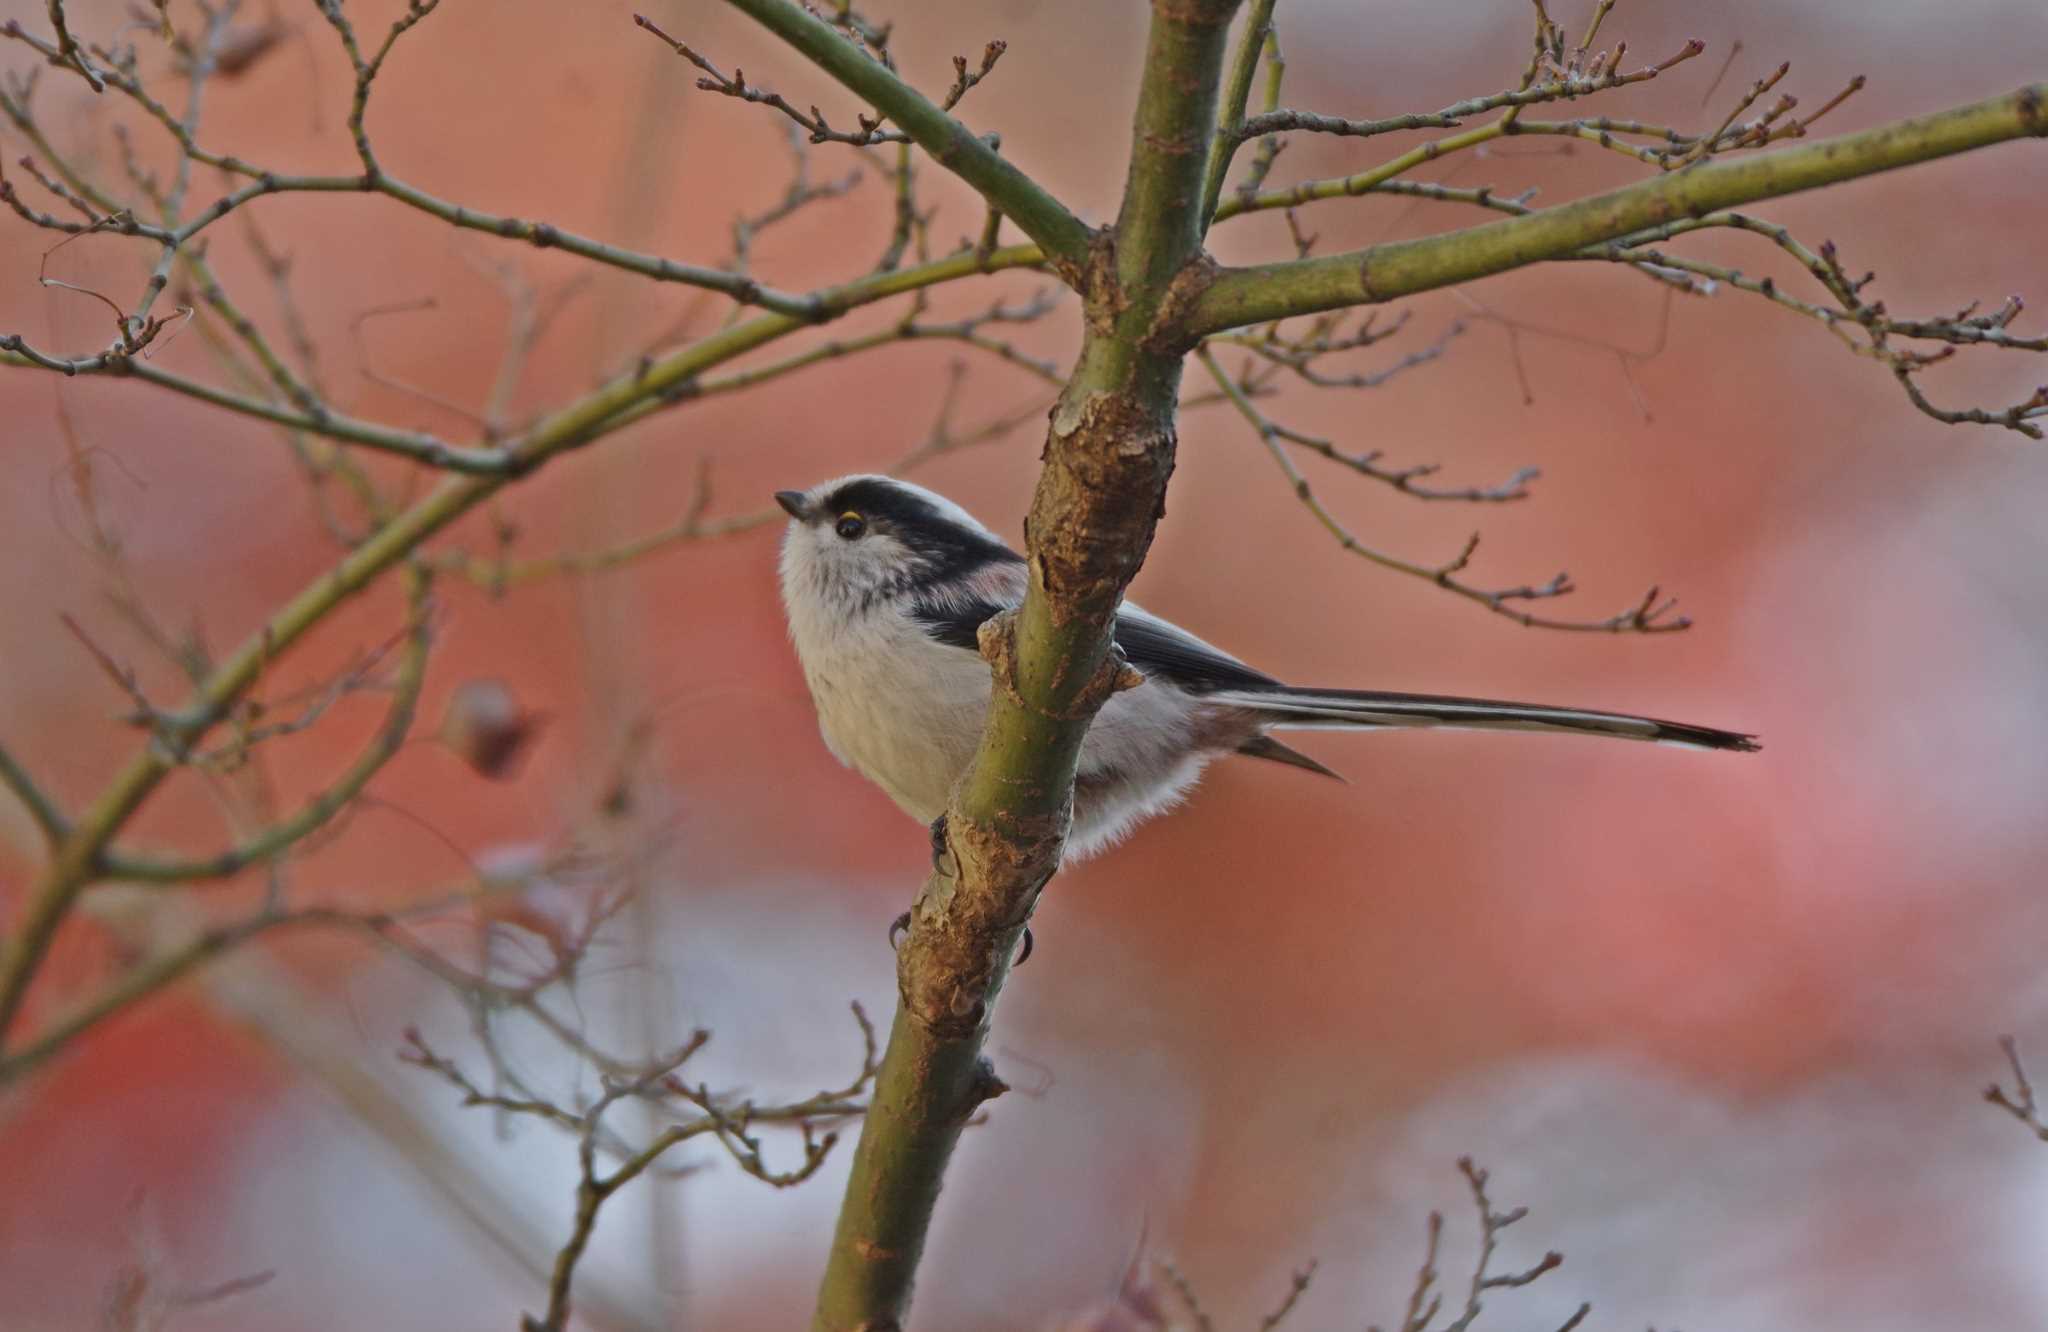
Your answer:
810,3 -> 1245,1328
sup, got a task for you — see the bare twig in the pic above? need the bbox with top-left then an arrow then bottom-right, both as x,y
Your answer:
0,737 -> 67,847
1237,32 -> 1706,143
1987,1036 -> 2048,1141
1200,342 -> 1534,500
1199,347 -> 1679,632
1578,215 -> 2048,437
437,370 -> 1051,593
1372,1158 -> 1588,1332
28,2 -> 106,91
728,122 -> 865,286
636,13 -> 911,146
1214,312 -> 1469,392
939,40 -> 1006,113
95,568 -> 435,884
404,1000 -> 877,1332
1257,1259 -> 1318,1331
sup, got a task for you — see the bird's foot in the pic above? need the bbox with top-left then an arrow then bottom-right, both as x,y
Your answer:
890,913 -> 1031,964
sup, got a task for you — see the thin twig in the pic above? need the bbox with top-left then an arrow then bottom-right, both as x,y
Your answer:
1199,347 -> 1687,633
1986,1036 -> 2048,1142
636,13 -> 911,146
0,738 -> 67,846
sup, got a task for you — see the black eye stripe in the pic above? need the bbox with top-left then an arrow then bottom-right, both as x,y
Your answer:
815,478 -> 1025,572
818,479 -> 962,533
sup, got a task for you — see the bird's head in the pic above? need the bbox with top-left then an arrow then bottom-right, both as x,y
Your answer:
775,475 -> 1020,610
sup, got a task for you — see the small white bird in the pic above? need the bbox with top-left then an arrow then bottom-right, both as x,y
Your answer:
776,475 -> 1756,860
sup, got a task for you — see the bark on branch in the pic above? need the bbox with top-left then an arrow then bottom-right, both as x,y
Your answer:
809,3 -> 1245,1327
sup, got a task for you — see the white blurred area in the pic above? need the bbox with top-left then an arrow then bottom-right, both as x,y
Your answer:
163,860 -> 2048,1331
168,882 -> 1207,1331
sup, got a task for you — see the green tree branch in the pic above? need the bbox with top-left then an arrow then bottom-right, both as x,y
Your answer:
0,237 -> 1048,1046
1198,0 -> 1277,229
712,0 -> 1097,269
0,738 -> 66,848
1185,84 -> 2048,335
810,2 -> 1245,1327
2,5 -> 2045,1326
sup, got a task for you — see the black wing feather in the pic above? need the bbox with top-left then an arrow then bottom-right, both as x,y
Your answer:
912,597 -> 1278,693
910,601 -> 1757,751
1108,611 -> 1277,693
910,594 -> 1003,652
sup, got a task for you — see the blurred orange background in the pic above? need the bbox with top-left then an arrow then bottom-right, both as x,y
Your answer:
3,1 -> 2047,1328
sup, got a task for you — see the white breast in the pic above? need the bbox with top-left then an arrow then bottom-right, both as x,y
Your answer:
780,521 -> 1230,857
783,584 -> 993,826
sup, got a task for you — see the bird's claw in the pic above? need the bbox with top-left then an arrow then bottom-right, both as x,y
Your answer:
888,913 -> 1031,965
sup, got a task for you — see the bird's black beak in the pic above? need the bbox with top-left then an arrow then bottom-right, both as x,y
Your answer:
774,490 -> 808,520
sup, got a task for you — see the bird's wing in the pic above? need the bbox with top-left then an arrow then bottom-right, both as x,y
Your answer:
910,591 -> 1758,752
907,560 -> 1027,652
1109,603 -> 1278,693
912,588 -> 1278,693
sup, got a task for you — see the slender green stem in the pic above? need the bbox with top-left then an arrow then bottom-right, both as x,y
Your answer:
97,570 -> 433,883
0,487 -> 471,1042
434,508 -> 778,589
714,0 -> 1096,269
372,174 -> 829,317
0,94 -> 122,213
38,0 -> 103,91
1199,0 -> 1278,229
1212,117 -> 1514,223
0,907 -> 313,1084
2,59 -> 830,317
0,336 -> 511,471
1188,84 -> 2048,334
131,360 -> 502,471
0,739 -> 67,848
1214,115 -> 1718,224
3,243 -> 1051,471
165,248 -> 391,531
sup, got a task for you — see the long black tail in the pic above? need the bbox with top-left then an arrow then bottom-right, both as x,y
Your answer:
1212,685 -> 1759,753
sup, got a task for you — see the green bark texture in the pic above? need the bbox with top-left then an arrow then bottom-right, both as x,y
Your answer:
808,3 -> 1246,1327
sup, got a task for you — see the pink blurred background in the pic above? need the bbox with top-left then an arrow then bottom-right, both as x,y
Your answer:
3,1 -> 2047,1328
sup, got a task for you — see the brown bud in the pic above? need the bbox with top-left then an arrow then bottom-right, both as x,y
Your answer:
1042,1252 -> 1185,1332
437,679 -> 543,780
211,23 -> 290,78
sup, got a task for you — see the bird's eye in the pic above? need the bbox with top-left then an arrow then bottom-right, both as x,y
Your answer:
834,513 -> 867,541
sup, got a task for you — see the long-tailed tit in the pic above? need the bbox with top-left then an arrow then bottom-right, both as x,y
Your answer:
776,476 -> 1756,860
